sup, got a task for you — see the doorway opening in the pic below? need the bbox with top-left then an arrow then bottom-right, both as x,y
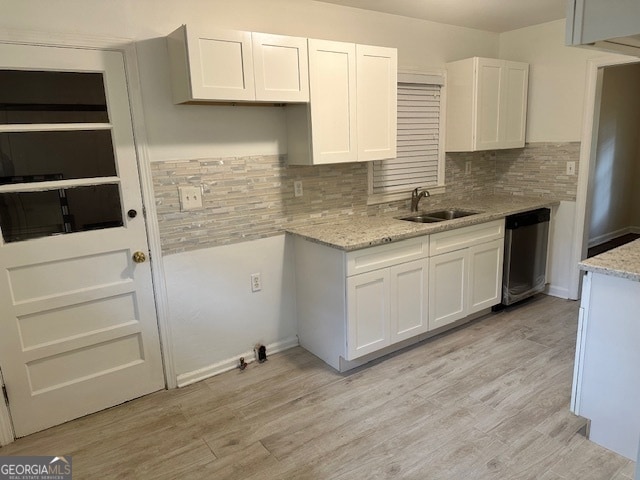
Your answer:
571,55 -> 640,297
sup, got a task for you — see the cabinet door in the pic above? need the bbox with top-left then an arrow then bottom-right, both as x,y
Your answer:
501,62 -> 528,148
185,27 -> 255,102
429,250 -> 467,330
347,269 -> 390,360
252,33 -> 309,102
390,259 -> 429,343
308,39 -> 357,164
356,45 -> 397,161
468,239 -> 504,314
474,58 -> 503,150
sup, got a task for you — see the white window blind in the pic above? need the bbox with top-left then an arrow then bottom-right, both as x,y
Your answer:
371,74 -> 444,195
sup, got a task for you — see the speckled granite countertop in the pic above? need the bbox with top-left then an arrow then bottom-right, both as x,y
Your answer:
579,239 -> 640,282
286,194 -> 559,251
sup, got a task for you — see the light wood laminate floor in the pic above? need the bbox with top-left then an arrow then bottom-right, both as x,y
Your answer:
0,295 -> 635,479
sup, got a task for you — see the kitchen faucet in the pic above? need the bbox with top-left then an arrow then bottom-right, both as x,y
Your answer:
410,187 -> 430,212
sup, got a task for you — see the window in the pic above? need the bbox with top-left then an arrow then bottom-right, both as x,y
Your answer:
0,69 -> 124,243
368,72 -> 445,203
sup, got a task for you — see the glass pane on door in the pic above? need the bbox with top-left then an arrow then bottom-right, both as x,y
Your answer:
0,184 -> 123,243
0,70 -> 109,124
0,130 -> 117,184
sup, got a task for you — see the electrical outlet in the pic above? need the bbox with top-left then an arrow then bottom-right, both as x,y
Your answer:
566,161 -> 576,176
251,273 -> 262,292
465,161 -> 472,175
294,180 -> 303,197
179,186 -> 203,210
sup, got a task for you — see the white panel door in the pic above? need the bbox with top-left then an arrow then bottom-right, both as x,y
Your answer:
428,250 -> 467,330
502,62 -> 529,148
0,44 -> 164,437
356,44 -> 397,161
390,259 -> 429,343
468,239 -> 504,314
252,33 -> 309,102
308,39 -> 357,164
475,58 -> 503,150
347,270 -> 390,359
186,27 -> 255,101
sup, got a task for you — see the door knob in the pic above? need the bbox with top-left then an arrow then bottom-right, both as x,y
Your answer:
132,251 -> 147,263
128,209 -> 138,218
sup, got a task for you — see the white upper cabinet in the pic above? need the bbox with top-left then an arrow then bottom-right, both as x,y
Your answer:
287,40 -> 397,165
167,25 -> 309,103
445,57 -> 528,152
356,45 -> 398,161
567,0 -> 640,55
252,33 -> 309,102
307,39 -> 358,165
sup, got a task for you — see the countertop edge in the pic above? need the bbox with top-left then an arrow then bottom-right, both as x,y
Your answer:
286,196 -> 559,252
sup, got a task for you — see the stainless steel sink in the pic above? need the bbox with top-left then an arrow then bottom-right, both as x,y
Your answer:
399,215 -> 444,223
399,209 -> 481,223
423,209 -> 479,220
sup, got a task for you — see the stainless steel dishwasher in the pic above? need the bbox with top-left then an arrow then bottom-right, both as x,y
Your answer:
500,208 -> 551,306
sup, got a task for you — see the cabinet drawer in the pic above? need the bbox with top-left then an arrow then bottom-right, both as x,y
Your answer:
346,236 -> 429,276
429,219 -> 504,256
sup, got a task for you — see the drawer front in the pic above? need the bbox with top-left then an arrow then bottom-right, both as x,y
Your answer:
429,219 -> 504,256
346,236 -> 429,276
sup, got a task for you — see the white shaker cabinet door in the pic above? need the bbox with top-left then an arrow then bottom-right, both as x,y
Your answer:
502,62 -> 529,148
475,58 -> 503,151
252,33 -> 309,102
308,39 -> 357,164
356,44 -> 397,161
390,259 -> 429,343
183,26 -> 255,102
429,249 -> 467,330
468,239 -> 504,314
347,269 -> 391,360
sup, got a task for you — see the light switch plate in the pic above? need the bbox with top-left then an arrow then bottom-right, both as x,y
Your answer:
179,186 -> 203,210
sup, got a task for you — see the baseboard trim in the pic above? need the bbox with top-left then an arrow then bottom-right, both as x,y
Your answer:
545,284 -> 571,299
175,336 -> 299,388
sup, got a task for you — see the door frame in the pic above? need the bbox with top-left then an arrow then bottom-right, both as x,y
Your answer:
0,29 -> 177,445
569,53 -> 640,299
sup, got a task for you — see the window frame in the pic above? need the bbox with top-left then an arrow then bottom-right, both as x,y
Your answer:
367,70 -> 447,205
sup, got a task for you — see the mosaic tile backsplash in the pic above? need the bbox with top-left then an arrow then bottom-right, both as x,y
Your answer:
152,142 -> 580,255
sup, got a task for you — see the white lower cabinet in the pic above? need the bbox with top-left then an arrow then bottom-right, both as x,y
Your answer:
429,221 -> 504,331
294,219 -> 504,371
429,250 -> 467,330
347,269 -> 391,359
468,239 -> 504,313
390,259 -> 430,343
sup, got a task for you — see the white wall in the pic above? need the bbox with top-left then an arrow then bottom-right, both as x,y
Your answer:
498,20 -> 640,299
499,19 -> 604,143
164,235 -> 298,385
0,0 -> 502,381
589,64 -> 640,245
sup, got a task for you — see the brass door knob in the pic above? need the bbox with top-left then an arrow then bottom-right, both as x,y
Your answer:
132,251 -> 147,263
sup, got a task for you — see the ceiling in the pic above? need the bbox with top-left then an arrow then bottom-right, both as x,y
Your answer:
314,0 -> 567,33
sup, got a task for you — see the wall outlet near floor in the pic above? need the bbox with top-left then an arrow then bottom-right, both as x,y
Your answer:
178,185 -> 203,210
294,180 -> 303,197
566,161 -> 576,176
250,273 -> 262,292
465,161 -> 472,175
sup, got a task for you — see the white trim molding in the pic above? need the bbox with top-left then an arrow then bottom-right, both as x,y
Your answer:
176,336 -> 299,388
569,53 -> 639,300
